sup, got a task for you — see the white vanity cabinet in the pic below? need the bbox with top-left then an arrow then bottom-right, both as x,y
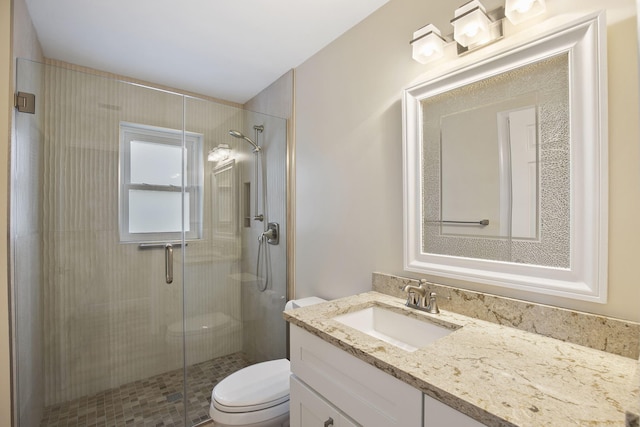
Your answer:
290,375 -> 358,427
289,325 -> 423,427
424,395 -> 486,427
290,324 -> 490,427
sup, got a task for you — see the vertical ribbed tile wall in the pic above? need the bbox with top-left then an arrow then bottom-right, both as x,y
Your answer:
38,62 -> 260,408
240,72 -> 293,363
239,112 -> 289,363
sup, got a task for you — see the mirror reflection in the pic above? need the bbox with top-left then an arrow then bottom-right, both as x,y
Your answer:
440,96 -> 539,239
422,53 -> 569,267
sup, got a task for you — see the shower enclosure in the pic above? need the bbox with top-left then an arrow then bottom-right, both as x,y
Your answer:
11,59 -> 289,426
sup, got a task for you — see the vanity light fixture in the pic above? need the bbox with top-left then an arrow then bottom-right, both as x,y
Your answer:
451,0 -> 494,48
207,144 -> 231,162
505,0 -> 546,24
410,0 -> 543,64
410,24 -> 447,64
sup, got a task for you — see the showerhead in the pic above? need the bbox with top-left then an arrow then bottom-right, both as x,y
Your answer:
229,130 -> 261,152
229,130 -> 245,139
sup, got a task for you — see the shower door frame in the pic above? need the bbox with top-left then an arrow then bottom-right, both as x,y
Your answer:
10,59 -> 197,426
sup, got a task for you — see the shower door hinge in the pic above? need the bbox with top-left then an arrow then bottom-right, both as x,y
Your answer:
14,92 -> 35,114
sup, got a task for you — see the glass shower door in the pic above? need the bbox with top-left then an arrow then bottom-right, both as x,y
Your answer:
13,58 -> 290,427
181,98 -> 290,424
12,59 -> 194,426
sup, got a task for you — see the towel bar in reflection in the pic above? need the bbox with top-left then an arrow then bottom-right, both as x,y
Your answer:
428,219 -> 490,226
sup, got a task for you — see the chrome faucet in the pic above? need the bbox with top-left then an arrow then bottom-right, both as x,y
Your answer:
402,280 -> 439,314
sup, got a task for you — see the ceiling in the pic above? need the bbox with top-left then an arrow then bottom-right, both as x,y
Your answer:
24,0 -> 390,104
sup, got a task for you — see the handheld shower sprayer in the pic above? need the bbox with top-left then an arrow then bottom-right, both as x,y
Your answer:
229,130 -> 261,152
231,125 -> 277,293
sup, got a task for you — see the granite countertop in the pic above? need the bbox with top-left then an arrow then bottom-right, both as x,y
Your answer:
284,291 -> 639,427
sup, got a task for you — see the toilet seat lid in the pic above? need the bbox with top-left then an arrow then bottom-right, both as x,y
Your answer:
213,359 -> 290,413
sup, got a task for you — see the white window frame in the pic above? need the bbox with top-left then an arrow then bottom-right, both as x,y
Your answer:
119,122 -> 203,243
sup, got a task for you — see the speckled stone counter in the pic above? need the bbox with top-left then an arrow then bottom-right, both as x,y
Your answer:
373,273 -> 640,359
284,291 -> 639,427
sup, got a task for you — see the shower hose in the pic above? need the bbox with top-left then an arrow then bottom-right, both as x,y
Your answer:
256,232 -> 269,292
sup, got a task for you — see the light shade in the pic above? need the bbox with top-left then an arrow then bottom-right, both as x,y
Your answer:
207,144 -> 231,162
411,24 -> 446,64
505,0 -> 546,25
451,0 -> 492,48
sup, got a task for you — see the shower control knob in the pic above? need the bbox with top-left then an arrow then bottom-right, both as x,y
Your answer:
265,222 -> 279,245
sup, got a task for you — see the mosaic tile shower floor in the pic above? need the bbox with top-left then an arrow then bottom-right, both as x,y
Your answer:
40,352 -> 251,427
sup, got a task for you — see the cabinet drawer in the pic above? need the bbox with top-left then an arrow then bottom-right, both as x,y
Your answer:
290,375 -> 358,427
290,325 -> 422,426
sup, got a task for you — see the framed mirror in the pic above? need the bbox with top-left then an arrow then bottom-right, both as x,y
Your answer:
403,12 -> 608,302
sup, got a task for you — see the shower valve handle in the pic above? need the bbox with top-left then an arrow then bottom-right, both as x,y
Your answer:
260,228 -> 276,241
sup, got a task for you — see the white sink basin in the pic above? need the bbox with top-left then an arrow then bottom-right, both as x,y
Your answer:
333,306 -> 455,352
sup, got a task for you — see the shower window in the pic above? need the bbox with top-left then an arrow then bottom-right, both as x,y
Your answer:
119,122 -> 204,243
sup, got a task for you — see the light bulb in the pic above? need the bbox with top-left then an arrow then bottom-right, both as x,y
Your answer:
505,0 -> 546,25
207,144 -> 231,162
515,0 -> 534,13
422,47 -> 435,57
464,24 -> 480,38
451,1 -> 492,48
411,24 -> 446,64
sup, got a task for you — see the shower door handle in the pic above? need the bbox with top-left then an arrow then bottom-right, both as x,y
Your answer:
165,243 -> 173,284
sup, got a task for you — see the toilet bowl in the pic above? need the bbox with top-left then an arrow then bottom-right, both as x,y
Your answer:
210,359 -> 291,427
209,297 -> 326,427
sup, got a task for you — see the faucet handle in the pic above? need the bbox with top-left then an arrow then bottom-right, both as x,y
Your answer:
426,292 -> 439,314
402,283 -> 426,308
406,290 -> 419,306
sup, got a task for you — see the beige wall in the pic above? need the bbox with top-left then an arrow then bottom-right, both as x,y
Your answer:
294,0 -> 640,322
606,15 -> 640,321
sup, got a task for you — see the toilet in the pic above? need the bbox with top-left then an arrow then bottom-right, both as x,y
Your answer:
209,297 -> 326,427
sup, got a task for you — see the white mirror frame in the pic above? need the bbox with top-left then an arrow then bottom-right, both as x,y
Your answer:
403,12 -> 608,303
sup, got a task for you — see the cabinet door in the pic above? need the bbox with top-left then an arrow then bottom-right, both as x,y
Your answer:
290,325 -> 422,426
290,375 -> 359,427
424,394 -> 486,426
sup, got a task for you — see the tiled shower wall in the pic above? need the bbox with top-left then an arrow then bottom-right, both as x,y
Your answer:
240,71 -> 293,363
35,62 -> 271,407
